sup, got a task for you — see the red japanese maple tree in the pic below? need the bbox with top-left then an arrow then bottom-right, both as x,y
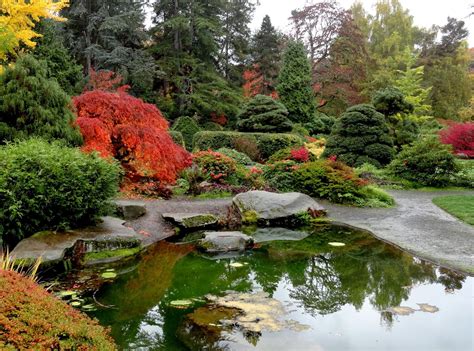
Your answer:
74,80 -> 192,187
439,122 -> 474,158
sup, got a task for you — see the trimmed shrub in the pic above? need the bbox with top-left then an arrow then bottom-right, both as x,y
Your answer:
169,131 -> 185,147
323,104 -> 395,167
202,122 -> 224,131
171,116 -> 202,150
0,270 -> 116,350
0,139 -> 121,244
193,131 -> 304,160
372,87 -> 414,118
263,160 -> 299,192
193,150 -> 237,183
216,148 -> 254,165
304,114 -> 336,136
388,135 -> 459,186
236,94 -> 292,133
439,122 -> 474,158
0,55 -> 82,146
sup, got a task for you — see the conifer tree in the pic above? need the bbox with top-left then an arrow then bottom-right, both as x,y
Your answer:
0,55 -> 83,146
277,41 -> 316,123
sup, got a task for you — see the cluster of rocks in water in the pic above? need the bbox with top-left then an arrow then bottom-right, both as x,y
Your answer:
11,191 -> 326,274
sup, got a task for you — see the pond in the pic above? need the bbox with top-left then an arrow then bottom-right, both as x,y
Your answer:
84,224 -> 472,350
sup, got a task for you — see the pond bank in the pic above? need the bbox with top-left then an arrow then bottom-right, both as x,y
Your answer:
324,190 -> 474,275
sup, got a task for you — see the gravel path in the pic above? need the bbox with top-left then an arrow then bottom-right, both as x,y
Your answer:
323,190 -> 474,275
125,190 -> 474,275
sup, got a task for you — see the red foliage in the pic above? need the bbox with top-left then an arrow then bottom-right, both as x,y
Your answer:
290,147 -> 310,163
0,270 -> 116,350
74,90 -> 192,185
192,150 -> 237,183
439,122 -> 474,158
243,65 -> 264,98
83,69 -> 127,92
210,112 -> 228,126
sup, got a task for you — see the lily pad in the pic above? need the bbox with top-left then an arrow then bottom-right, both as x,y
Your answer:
70,301 -> 82,307
229,262 -> 244,268
417,303 -> 439,313
57,290 -> 76,298
328,242 -> 346,247
101,272 -> 117,279
387,306 -> 416,315
170,300 -> 194,308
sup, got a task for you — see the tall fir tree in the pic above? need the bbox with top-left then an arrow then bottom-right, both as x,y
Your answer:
250,15 -> 282,95
61,0 -> 156,98
277,41 -> 316,123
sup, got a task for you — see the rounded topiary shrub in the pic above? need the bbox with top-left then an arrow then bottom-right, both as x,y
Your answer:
0,139 -> 121,245
0,270 -> 116,350
304,114 -> 336,136
217,147 -> 254,165
388,135 -> 459,187
237,94 -> 292,133
0,55 -> 83,146
171,116 -> 202,150
323,104 -> 394,167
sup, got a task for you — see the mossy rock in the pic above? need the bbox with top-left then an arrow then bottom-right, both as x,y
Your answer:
162,213 -> 218,230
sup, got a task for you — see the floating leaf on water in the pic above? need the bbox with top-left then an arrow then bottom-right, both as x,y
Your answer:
105,269 -> 115,272
101,272 -> 117,279
81,304 -> 97,312
229,262 -> 244,268
70,301 -> 82,307
170,300 -> 193,308
417,303 -> 439,313
328,242 -> 346,247
57,290 -> 76,298
387,306 -> 416,315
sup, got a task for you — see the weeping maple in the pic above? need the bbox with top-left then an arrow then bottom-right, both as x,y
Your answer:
73,88 -> 192,186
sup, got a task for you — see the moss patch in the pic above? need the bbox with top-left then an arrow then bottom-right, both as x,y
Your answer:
181,214 -> 218,229
83,247 -> 141,262
242,210 -> 259,224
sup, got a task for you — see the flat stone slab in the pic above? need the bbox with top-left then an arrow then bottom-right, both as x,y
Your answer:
162,213 -> 218,230
325,190 -> 474,275
115,200 -> 147,220
233,191 -> 325,224
11,217 -> 142,264
198,231 -> 254,253
249,227 -> 310,243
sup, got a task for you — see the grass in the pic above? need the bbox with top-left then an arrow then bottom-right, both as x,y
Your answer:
432,195 -> 474,225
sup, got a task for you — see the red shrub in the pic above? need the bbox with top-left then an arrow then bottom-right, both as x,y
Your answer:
0,270 -> 116,350
74,90 -> 192,185
439,122 -> 474,158
290,147 -> 310,163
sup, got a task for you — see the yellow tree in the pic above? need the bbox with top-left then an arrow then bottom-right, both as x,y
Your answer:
0,0 -> 69,65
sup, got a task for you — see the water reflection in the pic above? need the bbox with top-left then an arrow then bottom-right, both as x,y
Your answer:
90,225 -> 470,350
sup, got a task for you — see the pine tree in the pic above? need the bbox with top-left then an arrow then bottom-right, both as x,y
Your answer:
61,0 -> 156,97
33,20 -> 84,95
251,15 -> 282,95
0,55 -> 83,146
277,41 -> 316,124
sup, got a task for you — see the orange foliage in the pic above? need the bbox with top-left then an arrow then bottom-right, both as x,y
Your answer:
243,64 -> 264,98
210,112 -> 228,126
74,90 -> 192,185
83,69 -> 127,92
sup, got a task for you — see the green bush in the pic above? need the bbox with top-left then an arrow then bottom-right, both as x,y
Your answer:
171,116 -> 202,150
169,131 -> 185,147
323,104 -> 394,167
237,94 -> 292,133
388,135 -> 459,187
217,148 -> 254,165
291,123 -> 310,137
193,131 -> 304,160
304,114 -> 336,136
263,160 -> 299,192
202,122 -> 224,131
372,87 -> 414,118
0,139 -> 121,245
0,55 -> 83,146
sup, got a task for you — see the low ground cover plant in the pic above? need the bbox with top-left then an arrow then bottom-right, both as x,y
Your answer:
0,269 -> 116,350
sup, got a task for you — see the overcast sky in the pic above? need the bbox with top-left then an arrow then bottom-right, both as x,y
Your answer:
251,0 -> 474,47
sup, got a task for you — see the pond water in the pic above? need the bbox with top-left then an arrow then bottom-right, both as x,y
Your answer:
86,225 -> 473,351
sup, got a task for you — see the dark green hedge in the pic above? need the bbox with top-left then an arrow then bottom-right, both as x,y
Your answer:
169,131 -> 185,147
171,116 -> 202,150
193,131 -> 304,160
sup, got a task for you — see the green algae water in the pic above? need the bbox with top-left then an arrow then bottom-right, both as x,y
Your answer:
88,225 -> 473,350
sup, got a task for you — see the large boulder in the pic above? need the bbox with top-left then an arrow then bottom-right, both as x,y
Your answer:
115,200 -> 147,220
11,217 -> 143,266
233,191 -> 325,225
162,213 -> 218,230
198,231 -> 254,253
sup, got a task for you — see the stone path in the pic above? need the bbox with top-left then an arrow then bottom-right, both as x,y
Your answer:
323,190 -> 474,275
